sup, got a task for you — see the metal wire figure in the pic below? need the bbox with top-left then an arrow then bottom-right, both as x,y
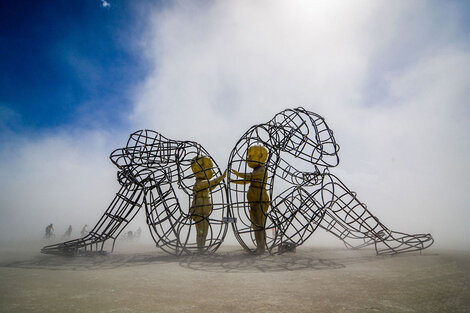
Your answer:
227,107 -> 434,255
42,130 -> 228,256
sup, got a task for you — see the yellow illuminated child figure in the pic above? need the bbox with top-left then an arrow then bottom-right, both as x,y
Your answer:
190,156 -> 226,252
231,145 -> 269,253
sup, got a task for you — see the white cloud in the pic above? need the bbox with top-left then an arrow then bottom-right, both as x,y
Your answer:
132,0 -> 470,249
1,1 -> 468,251
101,0 -> 110,8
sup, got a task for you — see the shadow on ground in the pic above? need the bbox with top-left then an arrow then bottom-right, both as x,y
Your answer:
178,250 -> 346,273
1,252 -> 179,271
0,247 -> 400,273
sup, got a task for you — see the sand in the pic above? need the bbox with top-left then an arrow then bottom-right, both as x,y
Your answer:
0,241 -> 469,313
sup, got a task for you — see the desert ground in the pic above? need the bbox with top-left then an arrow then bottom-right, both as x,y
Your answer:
0,240 -> 469,313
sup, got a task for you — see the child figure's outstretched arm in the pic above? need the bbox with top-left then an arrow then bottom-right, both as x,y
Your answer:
209,170 -> 227,191
231,169 -> 253,180
230,169 -> 252,185
232,169 -> 267,183
194,170 -> 227,191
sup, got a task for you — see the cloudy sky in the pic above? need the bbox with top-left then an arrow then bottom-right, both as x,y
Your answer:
1,0 -> 469,249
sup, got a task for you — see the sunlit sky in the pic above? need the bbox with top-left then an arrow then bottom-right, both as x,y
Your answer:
1,0 -> 469,249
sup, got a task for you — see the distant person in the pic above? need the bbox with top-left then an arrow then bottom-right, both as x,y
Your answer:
80,224 -> 88,237
135,227 -> 142,239
62,225 -> 72,240
44,223 -> 54,239
127,230 -> 133,240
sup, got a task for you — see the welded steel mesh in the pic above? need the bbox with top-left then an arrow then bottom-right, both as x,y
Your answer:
42,108 -> 433,257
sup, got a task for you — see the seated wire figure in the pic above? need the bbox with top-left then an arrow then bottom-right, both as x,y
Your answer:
42,130 -> 228,256
227,107 -> 434,255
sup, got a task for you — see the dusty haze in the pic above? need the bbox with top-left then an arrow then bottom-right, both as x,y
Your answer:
0,1 -> 469,252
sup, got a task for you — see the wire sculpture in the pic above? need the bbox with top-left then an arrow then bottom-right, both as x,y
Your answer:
227,107 -> 434,255
42,107 -> 433,257
41,130 -> 228,256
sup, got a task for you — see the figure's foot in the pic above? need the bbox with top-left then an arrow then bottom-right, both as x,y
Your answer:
376,231 -> 434,255
278,241 -> 297,253
197,246 -> 206,254
253,245 -> 266,255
